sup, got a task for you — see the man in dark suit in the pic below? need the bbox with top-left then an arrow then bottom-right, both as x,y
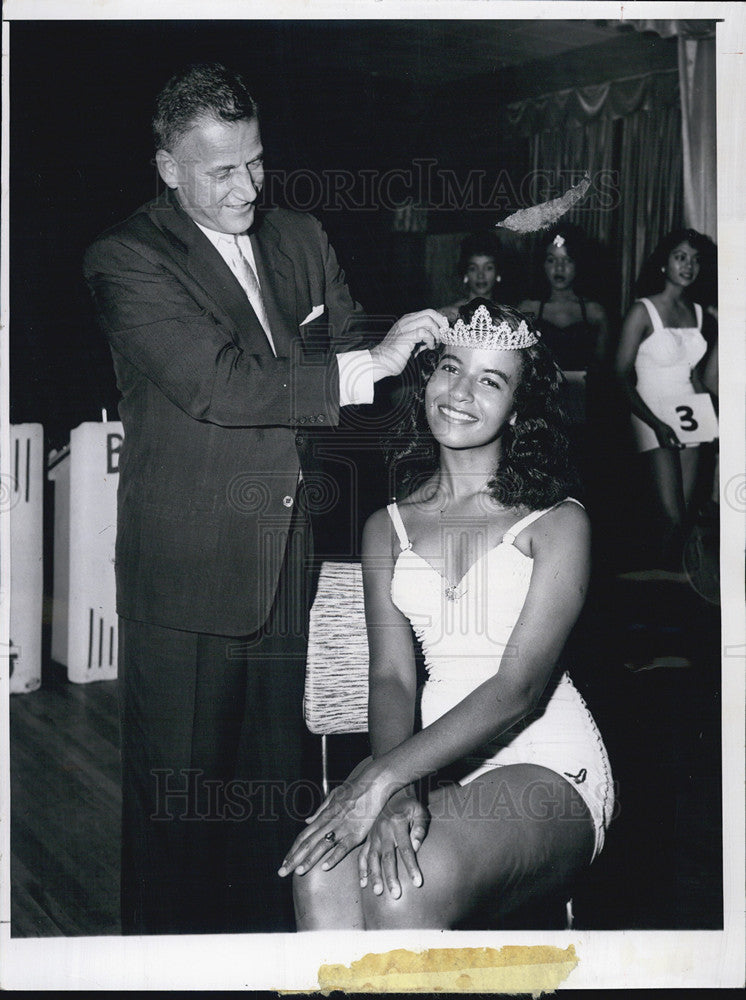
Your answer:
83,62 -> 442,935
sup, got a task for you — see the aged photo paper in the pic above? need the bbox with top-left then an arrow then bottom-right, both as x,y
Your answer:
1,0 -> 743,991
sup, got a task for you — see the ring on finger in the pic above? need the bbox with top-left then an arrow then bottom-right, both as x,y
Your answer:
324,830 -> 337,844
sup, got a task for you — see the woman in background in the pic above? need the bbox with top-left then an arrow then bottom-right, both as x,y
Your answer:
518,223 -> 609,431
439,232 -> 504,324
615,228 -> 716,570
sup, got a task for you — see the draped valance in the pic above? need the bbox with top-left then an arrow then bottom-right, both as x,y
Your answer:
506,69 -> 680,137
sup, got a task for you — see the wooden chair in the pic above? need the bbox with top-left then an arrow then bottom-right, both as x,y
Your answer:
304,560 -> 369,796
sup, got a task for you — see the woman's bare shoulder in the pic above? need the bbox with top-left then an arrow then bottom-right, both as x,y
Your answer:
362,505 -> 394,549
626,298 -> 650,316
534,500 -> 590,546
622,299 -> 653,334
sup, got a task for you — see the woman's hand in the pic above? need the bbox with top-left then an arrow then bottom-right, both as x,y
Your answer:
278,759 -> 396,878
654,420 -> 684,450
358,788 -> 430,899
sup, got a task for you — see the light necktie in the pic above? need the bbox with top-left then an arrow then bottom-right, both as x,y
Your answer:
232,235 -> 276,354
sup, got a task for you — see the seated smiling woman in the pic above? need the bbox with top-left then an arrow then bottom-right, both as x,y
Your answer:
279,298 -> 614,930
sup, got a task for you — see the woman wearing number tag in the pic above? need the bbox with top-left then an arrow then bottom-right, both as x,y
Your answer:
616,229 -> 716,569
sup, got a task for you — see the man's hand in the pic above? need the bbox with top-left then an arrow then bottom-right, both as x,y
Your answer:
369,310 -> 447,380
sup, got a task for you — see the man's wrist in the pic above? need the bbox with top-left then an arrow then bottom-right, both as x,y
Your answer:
368,344 -> 396,382
337,349 -> 375,405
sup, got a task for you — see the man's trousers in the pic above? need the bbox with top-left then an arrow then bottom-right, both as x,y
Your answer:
117,496 -> 317,935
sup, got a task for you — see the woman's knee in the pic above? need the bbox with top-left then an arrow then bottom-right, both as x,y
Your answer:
360,845 -> 473,930
652,480 -> 685,527
646,457 -> 685,523
292,866 -> 324,922
293,862 -> 363,930
361,875 -> 455,930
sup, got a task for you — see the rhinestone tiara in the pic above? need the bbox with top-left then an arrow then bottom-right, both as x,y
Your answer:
442,304 -> 539,351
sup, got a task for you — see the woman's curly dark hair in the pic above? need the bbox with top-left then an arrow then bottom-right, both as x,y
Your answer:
635,228 -> 717,304
384,298 -> 580,510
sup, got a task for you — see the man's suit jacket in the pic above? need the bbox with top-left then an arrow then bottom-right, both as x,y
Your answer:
84,189 -> 363,636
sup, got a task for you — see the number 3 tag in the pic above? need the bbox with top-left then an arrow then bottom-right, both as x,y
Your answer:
664,393 -> 718,445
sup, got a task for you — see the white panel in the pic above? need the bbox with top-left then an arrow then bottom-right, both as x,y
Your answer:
49,421 -> 122,683
9,424 -> 44,693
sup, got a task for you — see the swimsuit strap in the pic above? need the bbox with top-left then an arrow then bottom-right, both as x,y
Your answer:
502,497 -> 584,546
638,297 -> 664,332
579,296 -> 588,324
640,297 -> 702,331
537,300 -> 546,320
386,502 -> 412,551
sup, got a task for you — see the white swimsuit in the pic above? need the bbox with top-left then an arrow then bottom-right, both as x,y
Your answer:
631,297 -> 707,451
387,499 -> 614,860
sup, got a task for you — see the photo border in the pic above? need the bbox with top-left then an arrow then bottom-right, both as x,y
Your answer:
1,0 -> 743,990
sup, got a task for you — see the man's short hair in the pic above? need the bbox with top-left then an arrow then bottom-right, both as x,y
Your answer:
152,62 -> 258,152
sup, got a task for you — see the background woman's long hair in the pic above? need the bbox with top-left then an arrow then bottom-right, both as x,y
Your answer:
384,299 -> 580,510
635,228 -> 718,306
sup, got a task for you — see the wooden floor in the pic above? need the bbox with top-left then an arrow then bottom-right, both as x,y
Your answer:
9,571 -> 724,937
10,662 -> 122,936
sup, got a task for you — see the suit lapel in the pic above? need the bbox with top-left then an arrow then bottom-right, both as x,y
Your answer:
153,190 -> 275,353
250,212 -> 298,357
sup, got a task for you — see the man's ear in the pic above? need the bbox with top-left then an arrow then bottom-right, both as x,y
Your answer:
155,149 -> 179,190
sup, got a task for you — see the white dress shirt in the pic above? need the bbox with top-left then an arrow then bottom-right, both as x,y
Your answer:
196,223 -> 375,406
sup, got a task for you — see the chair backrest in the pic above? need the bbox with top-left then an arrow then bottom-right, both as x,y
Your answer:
304,561 -> 369,735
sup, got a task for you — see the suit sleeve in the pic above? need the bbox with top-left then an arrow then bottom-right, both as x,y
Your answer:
84,234 -> 341,429
292,213 -> 384,351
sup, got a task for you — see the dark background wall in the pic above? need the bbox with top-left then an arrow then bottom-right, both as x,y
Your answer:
9,19 -> 677,450
7,20 -> 725,938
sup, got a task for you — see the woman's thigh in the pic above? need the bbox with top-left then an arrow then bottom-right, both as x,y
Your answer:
361,764 -> 595,930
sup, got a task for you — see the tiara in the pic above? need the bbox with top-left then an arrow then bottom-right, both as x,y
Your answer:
442,304 -> 539,350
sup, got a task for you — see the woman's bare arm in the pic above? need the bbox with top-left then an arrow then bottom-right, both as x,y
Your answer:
361,508 -> 419,758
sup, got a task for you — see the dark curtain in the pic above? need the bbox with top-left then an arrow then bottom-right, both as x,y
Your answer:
505,70 -> 683,317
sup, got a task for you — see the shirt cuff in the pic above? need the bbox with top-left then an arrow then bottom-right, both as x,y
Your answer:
337,350 -> 375,407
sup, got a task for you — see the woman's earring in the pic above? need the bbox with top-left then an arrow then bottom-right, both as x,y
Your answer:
509,412 -> 517,427
463,275 -> 469,284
